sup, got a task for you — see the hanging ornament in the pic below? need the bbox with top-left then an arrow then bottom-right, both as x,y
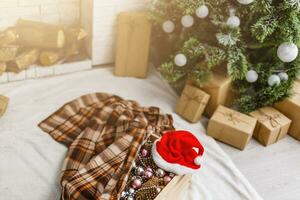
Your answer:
246,70 -> 258,83
278,72 -> 289,81
277,42 -> 299,63
227,8 -> 240,27
268,75 -> 281,86
196,5 -> 209,18
174,54 -> 187,67
181,15 -> 194,28
162,20 -> 175,33
237,0 -> 254,5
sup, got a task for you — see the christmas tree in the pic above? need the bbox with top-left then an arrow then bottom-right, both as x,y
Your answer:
150,0 -> 300,113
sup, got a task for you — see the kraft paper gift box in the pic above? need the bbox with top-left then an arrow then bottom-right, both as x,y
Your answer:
200,69 -> 232,117
275,82 -> 300,141
250,107 -> 291,146
207,105 -> 257,150
115,11 -> 152,78
175,84 -> 210,123
0,95 -> 9,117
0,62 -> 6,75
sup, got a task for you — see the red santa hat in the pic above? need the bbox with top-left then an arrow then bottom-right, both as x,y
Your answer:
152,130 -> 205,175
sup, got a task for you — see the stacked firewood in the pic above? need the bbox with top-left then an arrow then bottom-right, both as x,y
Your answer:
0,19 -> 88,75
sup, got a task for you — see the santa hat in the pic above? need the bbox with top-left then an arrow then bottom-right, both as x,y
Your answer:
152,130 -> 205,175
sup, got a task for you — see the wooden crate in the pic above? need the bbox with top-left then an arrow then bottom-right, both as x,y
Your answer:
145,134 -> 192,200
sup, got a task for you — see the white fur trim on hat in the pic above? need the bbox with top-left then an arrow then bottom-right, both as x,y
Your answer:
152,140 -> 203,176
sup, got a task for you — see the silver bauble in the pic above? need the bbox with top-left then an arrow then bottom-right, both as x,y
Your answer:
268,75 -> 281,86
277,42 -> 299,63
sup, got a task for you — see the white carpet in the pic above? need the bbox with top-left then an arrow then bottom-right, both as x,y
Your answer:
0,67 -> 262,200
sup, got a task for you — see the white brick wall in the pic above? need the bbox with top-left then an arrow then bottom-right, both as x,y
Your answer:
0,0 -> 80,29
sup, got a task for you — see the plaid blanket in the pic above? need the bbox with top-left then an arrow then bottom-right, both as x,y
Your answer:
38,93 -> 174,200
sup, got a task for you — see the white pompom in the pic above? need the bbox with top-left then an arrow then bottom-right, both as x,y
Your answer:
237,0 -> 254,5
278,72 -> 289,81
268,75 -> 281,86
196,5 -> 209,19
194,156 -> 202,166
181,15 -> 194,28
162,20 -> 175,33
227,16 -> 240,27
174,54 -> 187,67
277,42 -> 299,63
246,70 -> 258,83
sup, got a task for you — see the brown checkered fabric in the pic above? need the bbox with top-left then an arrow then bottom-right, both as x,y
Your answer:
38,93 -> 174,200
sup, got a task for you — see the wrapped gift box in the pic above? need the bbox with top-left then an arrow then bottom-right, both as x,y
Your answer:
250,107 -> 291,146
207,105 -> 257,150
115,11 -> 151,78
0,62 -> 6,75
0,95 -> 9,117
275,82 -> 300,141
175,84 -> 210,123
200,69 -> 232,117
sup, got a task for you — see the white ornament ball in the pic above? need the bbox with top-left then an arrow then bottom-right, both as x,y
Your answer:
277,42 -> 299,63
227,16 -> 240,27
196,5 -> 209,19
174,54 -> 187,67
268,75 -> 281,86
162,20 -> 175,33
237,0 -> 254,5
194,156 -> 202,166
278,72 -> 289,81
246,70 -> 258,83
181,15 -> 194,28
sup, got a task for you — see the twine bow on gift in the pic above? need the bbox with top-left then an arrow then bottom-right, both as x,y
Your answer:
257,110 -> 283,143
182,91 -> 207,106
219,110 -> 243,125
258,110 -> 280,128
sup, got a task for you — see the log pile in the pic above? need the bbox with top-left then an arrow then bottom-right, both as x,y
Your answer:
0,19 -> 88,75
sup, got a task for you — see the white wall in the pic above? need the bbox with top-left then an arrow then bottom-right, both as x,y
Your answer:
0,0 -> 80,29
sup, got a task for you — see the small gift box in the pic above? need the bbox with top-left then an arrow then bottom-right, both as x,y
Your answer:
0,62 -> 6,75
207,105 -> 257,150
250,107 -> 291,146
0,95 -> 9,117
175,84 -> 210,123
115,11 -> 152,78
200,68 -> 232,117
275,82 -> 300,141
